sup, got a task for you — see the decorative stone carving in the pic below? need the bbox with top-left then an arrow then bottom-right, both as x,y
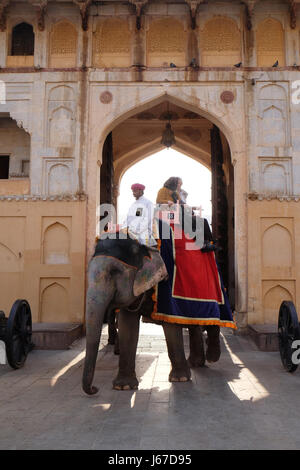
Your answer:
0,0 -> 9,32
259,157 -> 292,196
128,0 -> 149,30
93,18 -> 131,68
42,220 -> 70,264
258,84 -> 288,148
47,85 -> 76,148
147,18 -> 187,67
288,0 -> 298,29
220,91 -> 235,104
72,0 -> 92,31
43,158 -> 74,195
28,0 -> 48,31
185,0 -> 206,29
201,17 -> 241,66
40,278 -> 70,322
49,21 -> 78,67
256,18 -> 285,67
49,107 -> 75,148
100,91 -> 113,104
263,281 -> 294,323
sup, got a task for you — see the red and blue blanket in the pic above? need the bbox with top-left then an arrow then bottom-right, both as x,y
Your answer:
151,222 -> 236,329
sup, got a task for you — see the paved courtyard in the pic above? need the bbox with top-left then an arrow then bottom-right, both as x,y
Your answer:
1,321 -> 300,450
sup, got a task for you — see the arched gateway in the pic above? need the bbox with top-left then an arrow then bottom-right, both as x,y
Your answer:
87,91 -> 247,326
0,0 -> 299,346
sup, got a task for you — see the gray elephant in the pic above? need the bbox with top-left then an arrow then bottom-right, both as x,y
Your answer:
82,237 -> 220,395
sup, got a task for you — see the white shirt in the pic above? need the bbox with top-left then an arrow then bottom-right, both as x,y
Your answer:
125,196 -> 157,246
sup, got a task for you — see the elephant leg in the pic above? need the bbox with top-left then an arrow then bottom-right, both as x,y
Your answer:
205,325 -> 221,362
113,309 -> 140,390
163,323 -> 191,382
114,312 -> 120,355
107,309 -> 117,345
187,325 -> 205,368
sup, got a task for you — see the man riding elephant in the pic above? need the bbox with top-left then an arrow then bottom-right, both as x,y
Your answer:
82,179 -> 236,395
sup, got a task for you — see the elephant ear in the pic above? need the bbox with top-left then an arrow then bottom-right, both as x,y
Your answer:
133,250 -> 168,297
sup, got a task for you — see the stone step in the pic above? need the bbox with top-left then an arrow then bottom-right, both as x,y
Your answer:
248,324 -> 279,352
32,323 -> 83,350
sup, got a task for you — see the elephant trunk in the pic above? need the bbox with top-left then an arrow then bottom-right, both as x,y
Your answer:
82,277 -> 114,395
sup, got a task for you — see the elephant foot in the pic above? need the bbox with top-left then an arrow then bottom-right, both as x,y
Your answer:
113,373 -> 139,390
169,367 -> 191,383
187,354 -> 205,368
205,326 -> 221,363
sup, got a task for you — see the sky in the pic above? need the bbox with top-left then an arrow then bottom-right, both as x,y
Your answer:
117,148 -> 212,223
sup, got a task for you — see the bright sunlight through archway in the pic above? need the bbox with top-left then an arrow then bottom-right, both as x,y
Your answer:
117,149 -> 212,224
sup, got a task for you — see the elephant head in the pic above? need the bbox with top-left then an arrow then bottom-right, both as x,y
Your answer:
82,237 -> 167,395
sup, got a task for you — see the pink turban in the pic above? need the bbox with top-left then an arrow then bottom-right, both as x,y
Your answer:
131,183 -> 145,190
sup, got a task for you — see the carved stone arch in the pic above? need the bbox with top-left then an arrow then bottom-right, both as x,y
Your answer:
49,105 -> 74,147
256,17 -> 285,66
40,281 -> 69,322
42,222 -> 70,265
263,284 -> 293,323
48,84 -> 75,102
0,242 -> 19,271
49,20 -> 78,67
200,16 -> 241,66
260,105 -> 287,147
96,91 -> 241,162
262,162 -> 287,195
259,83 -> 287,101
262,223 -> 292,268
48,163 -> 72,194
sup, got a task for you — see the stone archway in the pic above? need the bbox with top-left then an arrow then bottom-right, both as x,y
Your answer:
87,86 -> 247,324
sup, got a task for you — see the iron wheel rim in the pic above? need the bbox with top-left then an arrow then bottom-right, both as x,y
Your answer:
5,299 -> 32,369
278,301 -> 300,373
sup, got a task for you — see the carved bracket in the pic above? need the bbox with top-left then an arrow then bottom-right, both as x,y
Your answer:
0,0 -> 10,32
185,0 -> 206,29
27,0 -> 48,31
73,0 -> 92,31
288,0 -> 298,29
242,0 -> 258,31
128,0 -> 148,30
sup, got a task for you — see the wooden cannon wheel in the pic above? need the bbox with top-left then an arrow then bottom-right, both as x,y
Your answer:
278,301 -> 300,373
5,299 -> 33,369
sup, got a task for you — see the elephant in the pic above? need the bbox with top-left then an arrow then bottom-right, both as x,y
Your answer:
82,237 -> 221,396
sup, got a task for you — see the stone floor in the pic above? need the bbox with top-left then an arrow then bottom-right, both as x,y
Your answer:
1,321 -> 300,450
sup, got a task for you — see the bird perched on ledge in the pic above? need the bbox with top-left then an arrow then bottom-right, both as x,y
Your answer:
189,58 -> 198,68
272,60 -> 279,67
170,63 -> 176,68
234,62 -> 242,68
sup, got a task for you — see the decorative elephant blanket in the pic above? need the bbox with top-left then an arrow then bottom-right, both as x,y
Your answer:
151,221 -> 236,329
93,236 -> 167,298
